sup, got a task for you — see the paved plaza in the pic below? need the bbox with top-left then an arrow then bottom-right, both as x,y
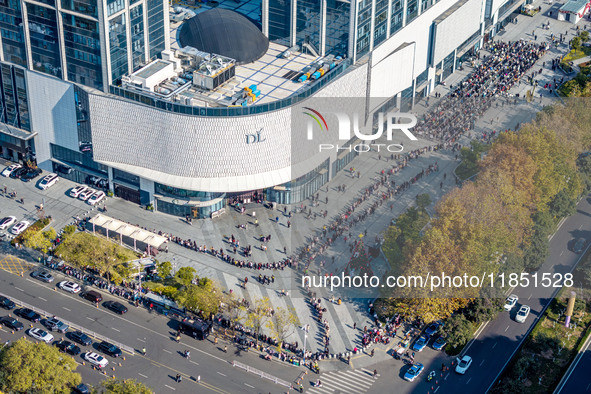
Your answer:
0,0 -> 584,375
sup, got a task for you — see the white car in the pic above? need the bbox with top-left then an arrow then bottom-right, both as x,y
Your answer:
0,216 -> 17,230
1,164 -> 21,177
88,191 -> 106,205
516,305 -> 530,323
10,220 -> 30,235
78,188 -> 95,201
84,352 -> 109,368
455,355 -> 472,374
58,281 -> 81,294
38,173 -> 59,190
69,185 -> 87,198
504,294 -> 518,311
28,327 -> 54,344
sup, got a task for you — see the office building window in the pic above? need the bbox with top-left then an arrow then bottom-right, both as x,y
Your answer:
146,0 -> 165,59
106,0 -> 124,17
62,13 -> 103,90
296,0 -> 321,55
268,0 -> 291,46
109,13 -> 127,83
325,0 -> 350,57
373,0 -> 388,47
130,4 -> 145,71
61,0 -> 98,19
390,0 -> 403,36
0,0 -> 26,66
26,4 -> 62,78
407,0 -> 419,24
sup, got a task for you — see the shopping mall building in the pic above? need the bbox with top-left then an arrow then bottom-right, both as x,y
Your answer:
0,0 -> 524,218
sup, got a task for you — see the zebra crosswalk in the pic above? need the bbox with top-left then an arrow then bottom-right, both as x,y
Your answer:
309,368 -> 379,394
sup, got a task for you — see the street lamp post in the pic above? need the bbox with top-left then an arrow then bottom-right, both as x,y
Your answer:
302,324 -> 310,362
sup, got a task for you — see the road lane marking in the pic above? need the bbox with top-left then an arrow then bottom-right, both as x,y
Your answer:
111,328 -> 120,332
163,349 -> 172,354
434,387 -> 440,393
137,338 -> 146,342
164,384 -> 176,390
14,287 -> 23,291
138,373 -> 148,378
505,325 -> 510,332
189,360 -> 199,366
244,384 -> 255,389
217,372 -> 226,376
62,307 -> 71,311
480,359 -> 485,366
528,294 -> 532,300
466,378 -> 472,384
151,363 -> 161,368
444,373 -> 449,380
86,317 -> 94,321
560,251 -> 564,256
38,296 -> 47,301
492,342 -> 497,349
579,225 -> 583,229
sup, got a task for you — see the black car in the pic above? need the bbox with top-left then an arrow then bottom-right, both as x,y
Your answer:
0,316 -> 24,331
16,308 -> 41,322
0,295 -> 15,310
97,341 -> 122,357
73,383 -> 90,394
10,167 -> 27,179
103,301 -> 128,314
55,340 -> 81,355
69,330 -> 92,346
21,168 -> 42,182
56,164 -> 72,175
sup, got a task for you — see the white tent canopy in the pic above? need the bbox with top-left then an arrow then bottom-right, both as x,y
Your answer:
88,214 -> 168,251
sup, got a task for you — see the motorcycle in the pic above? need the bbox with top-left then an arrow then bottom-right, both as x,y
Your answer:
427,371 -> 436,382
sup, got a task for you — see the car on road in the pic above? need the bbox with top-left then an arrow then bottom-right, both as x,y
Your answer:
88,191 -> 106,205
21,168 -> 42,182
432,335 -> 447,351
38,173 -> 59,190
58,281 -> 81,294
573,238 -> 586,254
73,383 -> 90,394
0,216 -> 17,230
425,321 -> 444,336
0,316 -> 23,330
78,188 -> 95,201
404,362 -> 424,382
10,167 -> 27,179
16,308 -> 41,322
55,340 -> 81,355
103,301 -> 128,314
10,220 -> 30,235
516,305 -> 531,323
97,341 -> 122,357
504,294 -> 519,311
455,355 -> 472,374
44,317 -> 69,333
69,185 -> 87,198
69,330 -> 92,346
31,270 -> 54,283
412,335 -> 429,352
27,327 -> 54,343
83,352 -> 109,368
0,295 -> 15,310
1,164 -> 21,177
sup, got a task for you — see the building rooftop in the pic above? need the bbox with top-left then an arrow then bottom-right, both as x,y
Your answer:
134,59 -> 170,79
560,0 -> 589,13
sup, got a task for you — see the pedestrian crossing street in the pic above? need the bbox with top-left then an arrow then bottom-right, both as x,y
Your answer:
309,368 -> 379,393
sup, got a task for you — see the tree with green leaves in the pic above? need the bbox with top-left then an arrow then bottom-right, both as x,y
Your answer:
580,30 -> 590,42
442,314 -> 473,349
22,227 -> 56,255
158,261 -> 172,279
267,306 -> 299,350
0,338 -> 81,393
241,297 -> 272,345
175,278 -> 223,318
572,36 -> 582,52
101,378 -> 153,393
549,189 -> 577,218
175,266 -> 197,286
415,193 -> 432,210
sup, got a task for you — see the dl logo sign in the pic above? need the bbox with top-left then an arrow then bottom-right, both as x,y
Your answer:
246,128 -> 265,144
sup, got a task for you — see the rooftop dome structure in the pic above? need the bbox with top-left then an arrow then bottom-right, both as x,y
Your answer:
179,9 -> 269,65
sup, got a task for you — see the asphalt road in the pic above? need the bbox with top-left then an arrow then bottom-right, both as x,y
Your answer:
555,330 -> 591,393
0,267 -> 307,393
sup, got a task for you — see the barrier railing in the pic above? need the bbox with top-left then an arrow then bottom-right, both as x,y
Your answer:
0,290 -> 135,355
232,360 -> 291,388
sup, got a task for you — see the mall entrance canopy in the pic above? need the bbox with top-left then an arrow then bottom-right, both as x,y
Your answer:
87,214 -> 168,254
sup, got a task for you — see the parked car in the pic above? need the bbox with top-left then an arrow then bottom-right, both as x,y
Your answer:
31,270 -> 54,283
88,191 -> 106,206
504,294 -> 519,311
73,383 -> 90,394
573,238 -> 586,254
78,188 -> 95,201
0,295 -> 15,310
103,301 -> 128,315
38,173 -> 59,190
0,216 -> 17,230
28,327 -> 54,343
58,281 -> 82,294
1,164 -> 21,177
9,167 -> 27,179
69,186 -> 87,198
404,362 -> 424,382
83,352 -> 109,368
425,321 -> 444,336
44,317 -> 69,333
69,330 -> 92,346
516,305 -> 531,323
412,335 -> 429,352
97,341 -> 122,357
16,308 -> 41,322
455,355 -> 473,374
21,168 -> 42,182
55,340 -> 81,355
82,290 -> 102,303
0,316 -> 24,330
10,220 -> 30,235
432,335 -> 447,351
56,164 -> 72,175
